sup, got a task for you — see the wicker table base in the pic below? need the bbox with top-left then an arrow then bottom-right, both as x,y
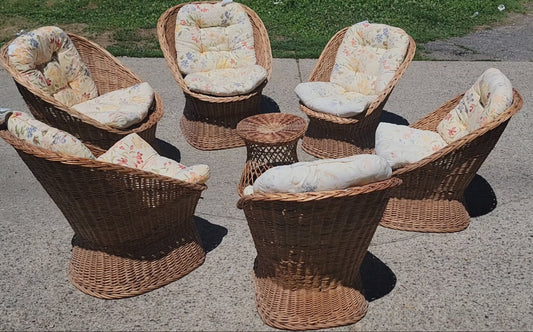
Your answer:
236,113 -> 307,194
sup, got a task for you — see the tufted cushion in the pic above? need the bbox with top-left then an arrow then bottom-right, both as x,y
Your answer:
7,26 -> 98,106
175,2 -> 267,96
6,111 -> 95,159
96,133 -> 210,184
184,65 -> 267,96
437,68 -> 513,143
295,22 -> 409,117
252,154 -> 391,194
375,122 -> 448,169
294,81 -> 377,117
72,82 -> 154,129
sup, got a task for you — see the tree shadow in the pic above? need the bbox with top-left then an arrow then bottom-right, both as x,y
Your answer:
259,95 -> 281,114
360,251 -> 397,302
155,138 -> 181,162
194,216 -> 228,253
464,174 -> 497,217
380,109 -> 410,126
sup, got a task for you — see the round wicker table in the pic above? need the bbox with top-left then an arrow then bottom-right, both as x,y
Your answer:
236,113 -> 307,194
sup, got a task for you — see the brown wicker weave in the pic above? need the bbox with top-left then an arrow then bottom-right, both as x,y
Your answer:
237,178 -> 402,330
300,28 -> 416,159
236,113 -> 307,195
0,31 -> 164,150
157,1 -> 273,150
380,89 -> 523,233
0,128 -> 207,299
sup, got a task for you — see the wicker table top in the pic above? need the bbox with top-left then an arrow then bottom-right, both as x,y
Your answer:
236,113 -> 307,145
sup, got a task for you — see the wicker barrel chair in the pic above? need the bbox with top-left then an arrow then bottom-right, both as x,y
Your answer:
0,127 -> 207,299
0,29 -> 164,150
299,24 -> 415,159
237,167 -> 401,330
157,1 -> 272,150
379,89 -> 523,233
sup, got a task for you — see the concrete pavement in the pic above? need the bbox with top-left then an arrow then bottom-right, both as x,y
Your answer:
1,59 -> 532,331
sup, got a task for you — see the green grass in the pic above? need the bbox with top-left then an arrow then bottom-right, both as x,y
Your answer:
0,0 -> 530,58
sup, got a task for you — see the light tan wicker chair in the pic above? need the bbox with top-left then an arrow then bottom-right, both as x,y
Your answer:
380,89 -> 523,233
0,126 -> 206,299
300,26 -> 416,159
157,1 -> 272,150
0,30 -> 164,151
237,172 -> 401,329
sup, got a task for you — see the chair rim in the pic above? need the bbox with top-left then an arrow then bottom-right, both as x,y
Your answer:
299,27 -> 416,125
237,177 -> 402,208
0,128 -> 207,191
157,0 -> 273,103
393,88 -> 523,175
0,31 -> 164,135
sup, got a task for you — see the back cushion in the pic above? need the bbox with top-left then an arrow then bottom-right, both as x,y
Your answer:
437,68 -> 513,143
330,22 -> 409,95
7,111 -> 95,159
7,26 -> 98,106
175,2 -> 257,74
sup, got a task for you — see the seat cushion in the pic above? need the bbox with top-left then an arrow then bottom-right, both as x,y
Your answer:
175,2 -> 257,75
252,154 -> 391,194
295,81 -> 377,117
6,111 -> 95,159
184,65 -> 267,96
437,68 -> 513,143
331,22 -> 410,95
72,82 -> 154,129
96,133 -> 209,184
7,26 -> 98,106
375,122 -> 447,169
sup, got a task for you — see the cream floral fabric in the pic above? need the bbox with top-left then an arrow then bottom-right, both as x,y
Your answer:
295,22 -> 409,117
375,122 -> 448,169
437,68 -> 513,143
96,133 -> 210,184
72,82 -> 154,129
252,154 -> 391,194
175,2 -> 267,96
7,26 -> 98,106
184,65 -> 267,96
294,82 -> 377,117
7,111 -> 95,159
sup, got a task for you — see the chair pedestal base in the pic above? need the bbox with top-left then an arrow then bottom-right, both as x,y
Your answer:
380,198 -> 470,233
68,234 -> 205,299
253,273 -> 368,330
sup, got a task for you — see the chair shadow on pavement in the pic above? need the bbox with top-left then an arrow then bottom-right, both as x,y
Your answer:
194,216 -> 228,253
360,252 -> 397,301
259,95 -> 281,114
464,174 -> 497,217
156,138 -> 182,162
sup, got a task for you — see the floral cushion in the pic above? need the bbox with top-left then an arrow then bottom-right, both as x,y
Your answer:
252,154 -> 391,194
175,2 -> 257,74
437,68 -> 513,143
6,111 -> 95,159
72,83 -> 154,129
7,26 -> 98,106
184,65 -> 267,96
96,133 -> 209,184
295,22 -> 409,116
375,122 -> 448,169
175,2 -> 267,96
294,81 -> 377,117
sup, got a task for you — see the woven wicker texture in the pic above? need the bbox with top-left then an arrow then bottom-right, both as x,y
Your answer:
300,28 -> 416,159
380,89 -> 523,233
157,1 -> 273,150
236,113 -> 307,195
237,178 -> 402,330
0,32 -> 164,150
0,129 -> 207,299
